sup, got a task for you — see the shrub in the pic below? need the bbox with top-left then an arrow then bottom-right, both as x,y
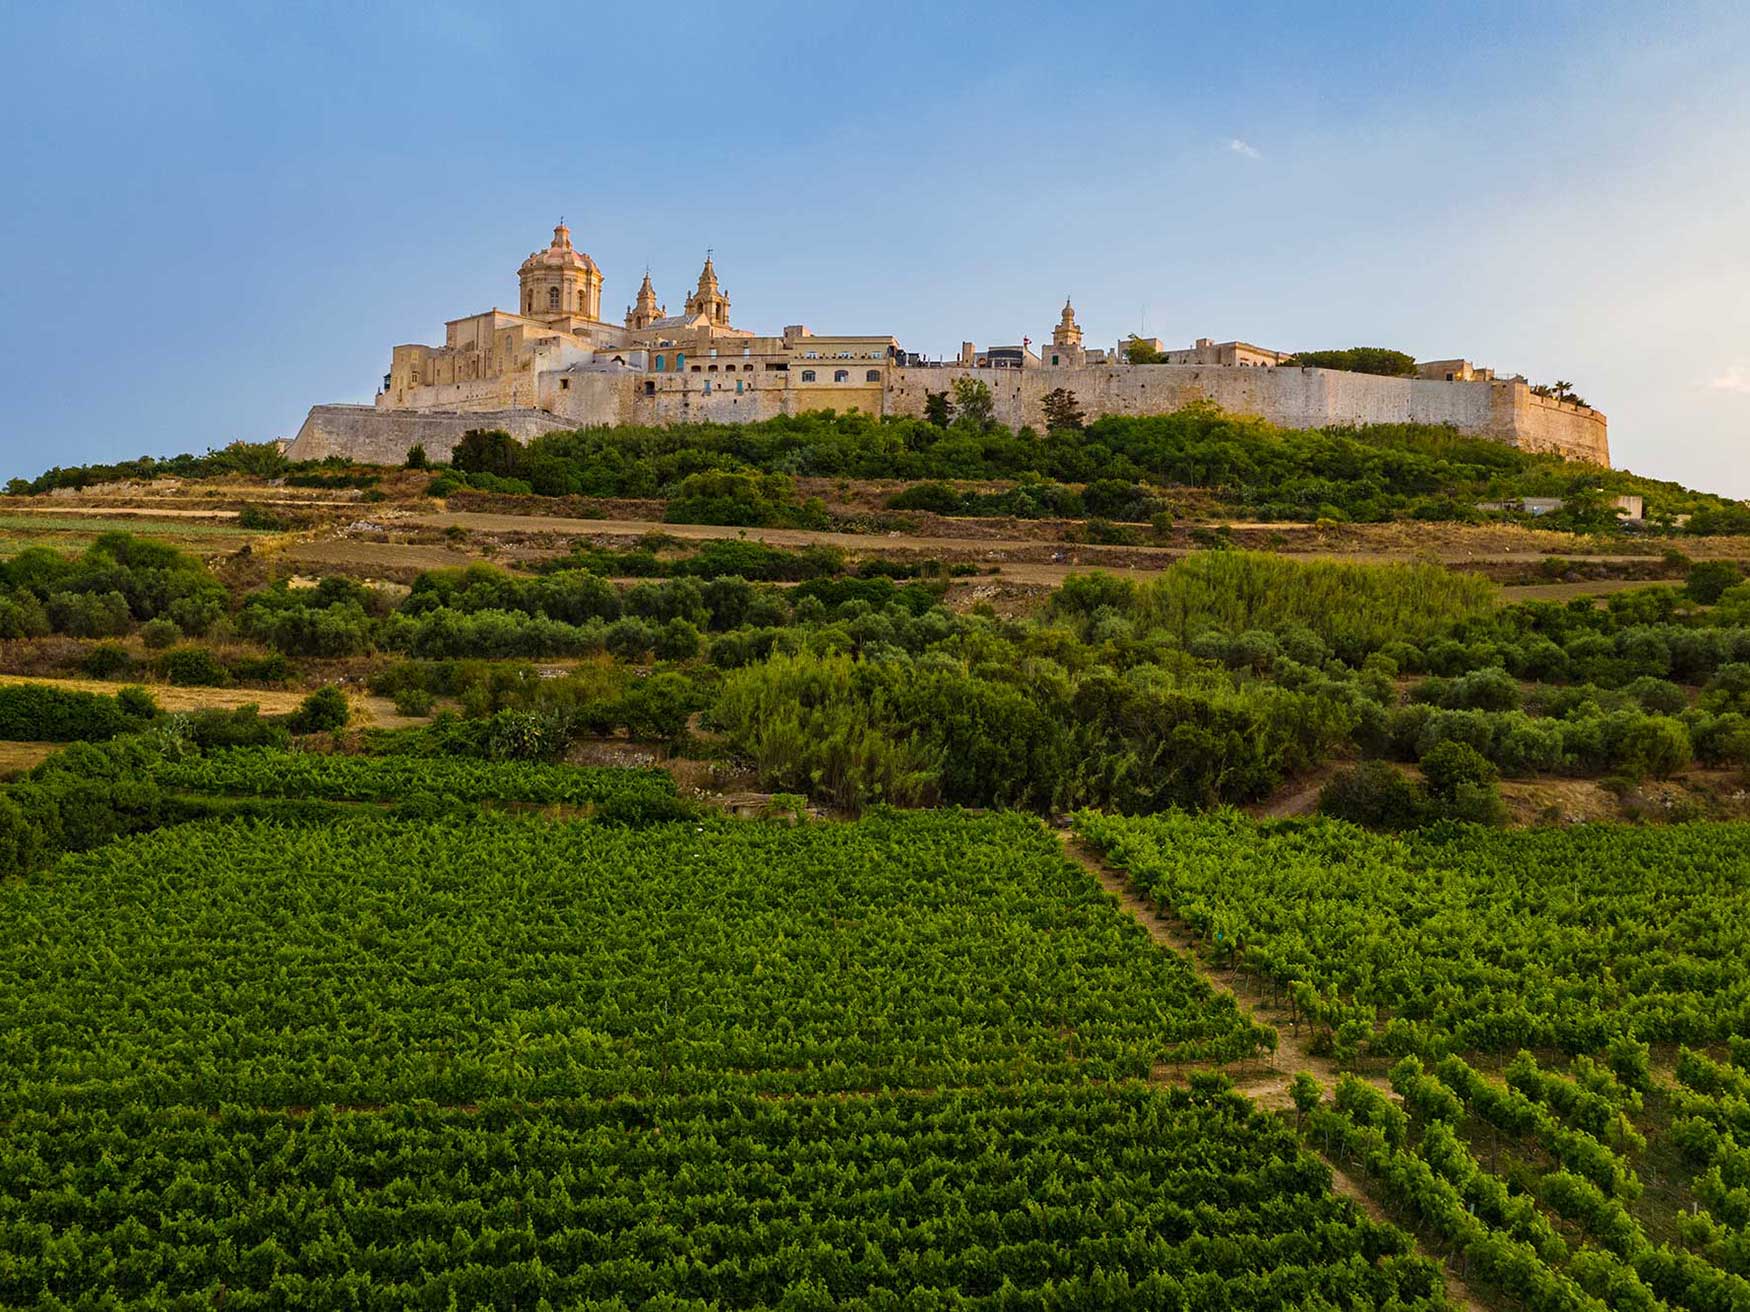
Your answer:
159,646 -> 230,687
1419,740 -> 1498,799
140,617 -> 184,650
1686,559 -> 1744,605
291,686 -> 350,733
0,683 -> 154,742
81,642 -> 134,679
405,443 -> 429,469
393,686 -> 436,717
1318,761 -> 1428,830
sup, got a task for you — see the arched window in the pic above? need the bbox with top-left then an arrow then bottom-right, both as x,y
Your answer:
865,369 -> 880,382
800,369 -> 816,382
548,287 -> 560,310
833,369 -> 850,383
691,364 -> 701,372
675,353 -> 685,370
708,364 -> 718,372
524,293 -> 532,313
744,363 -> 754,371
654,355 -> 665,372
579,289 -> 588,310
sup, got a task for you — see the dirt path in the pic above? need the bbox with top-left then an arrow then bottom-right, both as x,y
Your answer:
1057,829 -> 1492,1312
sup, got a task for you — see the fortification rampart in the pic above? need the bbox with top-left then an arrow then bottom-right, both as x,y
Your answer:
288,362 -> 1608,468
286,405 -> 573,464
885,364 -> 1609,464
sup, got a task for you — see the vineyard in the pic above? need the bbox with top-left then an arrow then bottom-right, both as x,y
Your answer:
1079,811 -> 1750,1308
0,808 -> 1462,1306
144,745 -> 677,807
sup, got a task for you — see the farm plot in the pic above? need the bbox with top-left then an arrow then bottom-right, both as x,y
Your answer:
0,809 -> 1459,1308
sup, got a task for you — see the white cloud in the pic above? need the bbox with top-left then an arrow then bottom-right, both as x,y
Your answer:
1228,138 -> 1262,159
1706,366 -> 1750,395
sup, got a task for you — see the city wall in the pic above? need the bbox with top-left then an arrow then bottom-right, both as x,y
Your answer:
286,404 -> 573,464
288,363 -> 1609,467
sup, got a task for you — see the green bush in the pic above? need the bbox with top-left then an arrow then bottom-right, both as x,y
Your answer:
140,617 -> 183,650
1318,761 -> 1428,830
81,642 -> 134,679
393,686 -> 436,717
1419,740 -> 1498,799
1685,560 -> 1743,605
0,683 -> 155,742
159,646 -> 230,687
291,686 -> 350,733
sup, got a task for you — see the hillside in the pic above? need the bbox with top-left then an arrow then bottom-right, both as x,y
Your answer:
0,414 -> 1749,1306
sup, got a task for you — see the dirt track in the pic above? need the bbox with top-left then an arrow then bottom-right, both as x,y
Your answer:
1057,829 -> 1489,1312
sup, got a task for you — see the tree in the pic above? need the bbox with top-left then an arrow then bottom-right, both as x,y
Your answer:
1686,559 -> 1744,605
923,390 -> 952,427
1124,337 -> 1166,365
450,429 -> 526,479
405,443 -> 429,469
950,377 -> 994,430
1281,347 -> 1418,377
1290,1073 -> 1322,1128
1041,388 -> 1086,432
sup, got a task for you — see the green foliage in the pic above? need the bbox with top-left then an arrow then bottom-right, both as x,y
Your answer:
157,645 -> 229,686
404,442 -> 429,469
1041,386 -> 1086,431
1688,559 -> 1745,605
1082,810 -> 1750,1055
949,375 -> 994,428
1054,553 -> 1497,662
0,682 -> 156,742
449,427 -> 525,478
1281,347 -> 1420,377
289,685 -> 349,733
1319,761 -> 1428,830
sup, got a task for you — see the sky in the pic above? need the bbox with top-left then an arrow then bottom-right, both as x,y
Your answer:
2,0 -> 1747,494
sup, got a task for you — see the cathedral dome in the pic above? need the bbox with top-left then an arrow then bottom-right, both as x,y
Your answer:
519,222 -> 598,276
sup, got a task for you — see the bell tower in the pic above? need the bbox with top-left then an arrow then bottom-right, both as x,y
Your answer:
1048,297 -> 1085,366
625,269 -> 665,330
684,252 -> 731,327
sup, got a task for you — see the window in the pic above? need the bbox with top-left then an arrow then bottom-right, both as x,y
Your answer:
865,369 -> 880,382
559,378 -> 569,390
654,355 -> 666,371
524,293 -> 532,313
800,369 -> 816,382
736,379 -> 744,394
1051,354 -> 1060,366
833,369 -> 849,383
744,363 -> 754,371
548,287 -> 560,310
644,380 -> 655,395
691,365 -> 701,372
708,364 -> 718,372
703,380 -> 712,394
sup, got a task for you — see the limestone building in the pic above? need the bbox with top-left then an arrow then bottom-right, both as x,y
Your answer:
289,222 -> 1608,467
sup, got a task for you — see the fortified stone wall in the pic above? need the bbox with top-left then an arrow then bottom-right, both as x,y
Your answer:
285,405 -> 574,464
288,362 -> 1608,468
885,364 -> 1609,465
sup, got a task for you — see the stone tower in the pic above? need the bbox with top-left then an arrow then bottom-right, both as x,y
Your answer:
684,253 -> 731,327
624,270 -> 665,330
518,221 -> 603,323
1048,298 -> 1085,367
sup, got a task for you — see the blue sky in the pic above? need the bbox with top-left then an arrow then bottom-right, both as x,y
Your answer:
3,1 -> 1747,494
